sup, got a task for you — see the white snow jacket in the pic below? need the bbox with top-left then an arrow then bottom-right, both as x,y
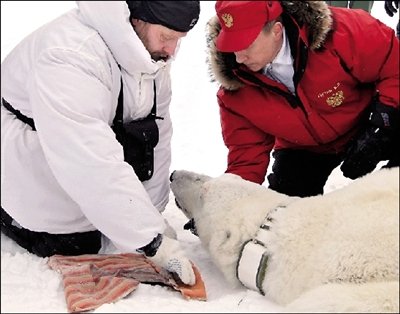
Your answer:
0,1 -> 176,252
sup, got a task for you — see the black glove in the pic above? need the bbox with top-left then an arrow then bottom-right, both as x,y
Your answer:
340,126 -> 393,179
384,0 -> 399,17
341,100 -> 399,179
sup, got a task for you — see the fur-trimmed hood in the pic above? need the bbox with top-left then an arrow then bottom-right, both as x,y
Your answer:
206,1 -> 332,90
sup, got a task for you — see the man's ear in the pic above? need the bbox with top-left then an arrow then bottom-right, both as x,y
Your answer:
272,22 -> 283,39
131,18 -> 140,27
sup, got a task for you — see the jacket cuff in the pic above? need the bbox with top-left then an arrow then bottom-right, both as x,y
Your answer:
370,100 -> 399,131
136,233 -> 163,257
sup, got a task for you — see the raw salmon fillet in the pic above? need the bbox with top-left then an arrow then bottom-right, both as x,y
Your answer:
48,253 -> 207,313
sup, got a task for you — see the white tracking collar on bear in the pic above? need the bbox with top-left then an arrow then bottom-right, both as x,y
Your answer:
237,239 -> 269,294
236,205 -> 285,295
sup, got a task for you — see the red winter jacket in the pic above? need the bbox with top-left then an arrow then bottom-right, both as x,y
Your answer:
206,2 -> 399,184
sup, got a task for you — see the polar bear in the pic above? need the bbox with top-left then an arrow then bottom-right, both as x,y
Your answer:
170,168 -> 399,313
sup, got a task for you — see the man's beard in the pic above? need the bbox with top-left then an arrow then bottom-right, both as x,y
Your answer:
133,28 -> 170,62
151,52 -> 169,62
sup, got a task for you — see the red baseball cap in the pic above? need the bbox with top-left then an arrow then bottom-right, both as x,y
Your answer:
215,1 -> 283,52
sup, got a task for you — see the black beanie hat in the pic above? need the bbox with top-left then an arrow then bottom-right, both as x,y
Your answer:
126,1 -> 200,32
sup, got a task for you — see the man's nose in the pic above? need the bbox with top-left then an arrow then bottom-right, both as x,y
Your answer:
163,40 -> 178,57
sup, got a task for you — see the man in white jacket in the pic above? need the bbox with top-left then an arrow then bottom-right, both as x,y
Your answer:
1,1 -> 200,286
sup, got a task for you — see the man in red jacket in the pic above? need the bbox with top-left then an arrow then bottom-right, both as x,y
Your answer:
206,1 -> 399,197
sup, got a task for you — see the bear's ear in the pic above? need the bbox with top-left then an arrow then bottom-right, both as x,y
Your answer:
194,172 -> 213,183
201,180 -> 223,204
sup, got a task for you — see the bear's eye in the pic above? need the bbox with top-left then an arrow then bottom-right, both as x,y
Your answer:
225,231 -> 231,239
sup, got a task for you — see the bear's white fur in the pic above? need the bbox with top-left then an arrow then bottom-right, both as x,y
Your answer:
170,168 -> 399,313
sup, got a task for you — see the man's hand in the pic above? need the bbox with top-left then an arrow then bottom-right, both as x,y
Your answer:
340,126 -> 393,179
341,99 -> 399,179
138,234 -> 195,285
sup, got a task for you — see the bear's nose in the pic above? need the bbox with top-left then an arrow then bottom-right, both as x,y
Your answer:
169,171 -> 176,182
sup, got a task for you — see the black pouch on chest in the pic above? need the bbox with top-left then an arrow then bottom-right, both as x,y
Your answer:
112,79 -> 162,182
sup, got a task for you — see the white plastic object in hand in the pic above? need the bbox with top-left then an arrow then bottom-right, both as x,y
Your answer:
149,235 -> 195,285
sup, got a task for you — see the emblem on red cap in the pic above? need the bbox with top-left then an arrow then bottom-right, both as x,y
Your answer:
221,13 -> 233,28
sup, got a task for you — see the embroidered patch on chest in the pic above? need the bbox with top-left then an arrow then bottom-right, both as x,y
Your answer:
326,90 -> 345,108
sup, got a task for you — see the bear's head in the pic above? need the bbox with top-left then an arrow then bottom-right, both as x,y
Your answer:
170,170 -> 287,286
